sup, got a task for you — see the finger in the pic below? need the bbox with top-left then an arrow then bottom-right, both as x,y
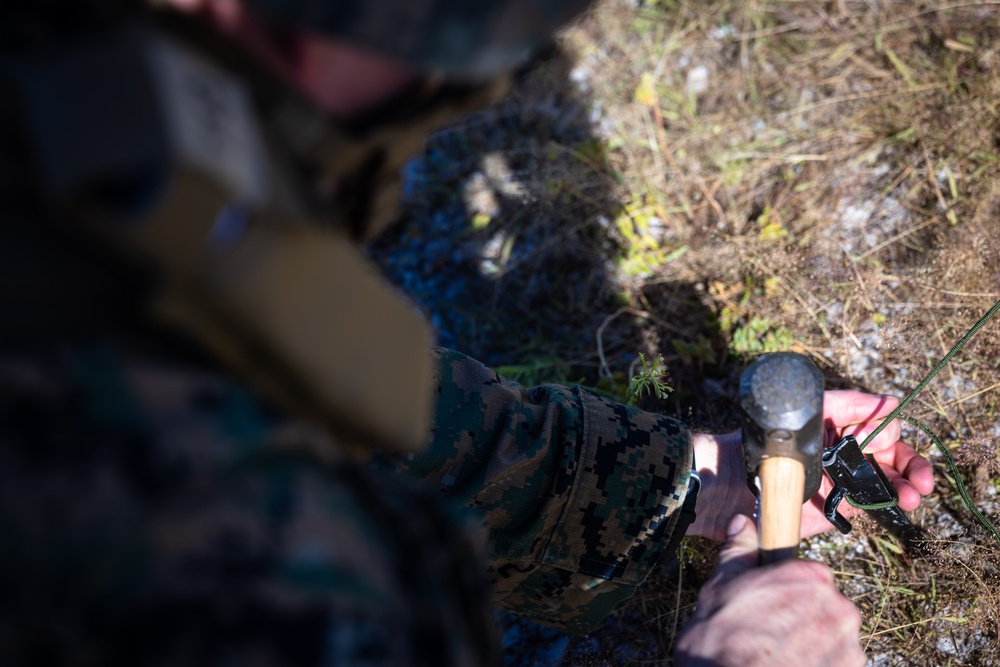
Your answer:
876,465 -> 924,511
846,418 -> 903,453
869,451 -> 934,512
824,390 -> 899,425
823,391 -> 903,452
711,514 -> 759,584
872,443 -> 935,497
886,442 -> 935,495
892,476 -> 924,512
901,449 -> 935,496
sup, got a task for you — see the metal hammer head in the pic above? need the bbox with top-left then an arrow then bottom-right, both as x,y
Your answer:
739,352 -> 825,502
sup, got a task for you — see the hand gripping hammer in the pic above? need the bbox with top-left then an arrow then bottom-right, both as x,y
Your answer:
739,353 -> 825,563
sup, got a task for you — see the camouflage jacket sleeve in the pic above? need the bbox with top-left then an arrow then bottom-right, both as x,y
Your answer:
381,347 -> 695,634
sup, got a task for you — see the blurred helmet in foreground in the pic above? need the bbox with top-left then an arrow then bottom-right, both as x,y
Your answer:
243,0 -> 594,77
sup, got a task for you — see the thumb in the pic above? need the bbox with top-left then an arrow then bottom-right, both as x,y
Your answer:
711,514 -> 759,585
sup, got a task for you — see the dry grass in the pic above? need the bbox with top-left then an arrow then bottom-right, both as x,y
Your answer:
376,0 -> 1000,664
564,1 -> 1000,664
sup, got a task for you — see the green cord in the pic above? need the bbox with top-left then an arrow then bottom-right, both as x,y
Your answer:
845,494 -> 898,511
850,296 -> 1000,545
899,415 -> 1000,544
859,296 -> 1000,453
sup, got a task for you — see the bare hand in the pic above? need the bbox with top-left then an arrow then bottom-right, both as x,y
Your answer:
806,390 -> 934,534
688,390 -> 934,541
675,515 -> 866,667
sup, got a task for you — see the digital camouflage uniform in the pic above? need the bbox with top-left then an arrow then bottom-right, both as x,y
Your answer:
380,349 -> 693,634
0,1 -> 696,664
0,329 -> 693,666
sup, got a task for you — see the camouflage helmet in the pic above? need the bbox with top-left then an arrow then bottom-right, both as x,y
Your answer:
242,0 -> 594,77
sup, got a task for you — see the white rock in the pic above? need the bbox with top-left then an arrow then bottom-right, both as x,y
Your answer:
686,66 -> 710,98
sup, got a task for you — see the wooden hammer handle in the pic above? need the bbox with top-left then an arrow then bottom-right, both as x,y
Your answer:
758,456 -> 805,564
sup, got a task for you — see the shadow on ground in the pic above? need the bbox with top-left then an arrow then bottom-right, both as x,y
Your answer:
369,46 -> 740,421
369,48 -> 627,372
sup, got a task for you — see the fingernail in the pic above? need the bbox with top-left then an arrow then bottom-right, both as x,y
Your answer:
727,514 -> 748,538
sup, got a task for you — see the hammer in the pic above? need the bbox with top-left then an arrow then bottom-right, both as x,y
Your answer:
739,352 -> 825,563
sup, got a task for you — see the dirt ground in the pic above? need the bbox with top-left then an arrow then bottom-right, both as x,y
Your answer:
371,1 -> 1000,664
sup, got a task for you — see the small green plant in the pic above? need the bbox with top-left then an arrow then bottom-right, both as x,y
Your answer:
757,205 -> 788,242
612,198 -> 688,278
730,317 -> 795,355
629,352 -> 674,401
672,335 -> 717,368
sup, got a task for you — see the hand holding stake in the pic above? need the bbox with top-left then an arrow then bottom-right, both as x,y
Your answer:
739,353 -> 825,564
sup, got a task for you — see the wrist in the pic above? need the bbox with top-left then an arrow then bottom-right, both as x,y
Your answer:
686,430 -> 756,541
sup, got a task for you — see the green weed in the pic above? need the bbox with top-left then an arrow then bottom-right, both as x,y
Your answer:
629,352 -> 674,402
